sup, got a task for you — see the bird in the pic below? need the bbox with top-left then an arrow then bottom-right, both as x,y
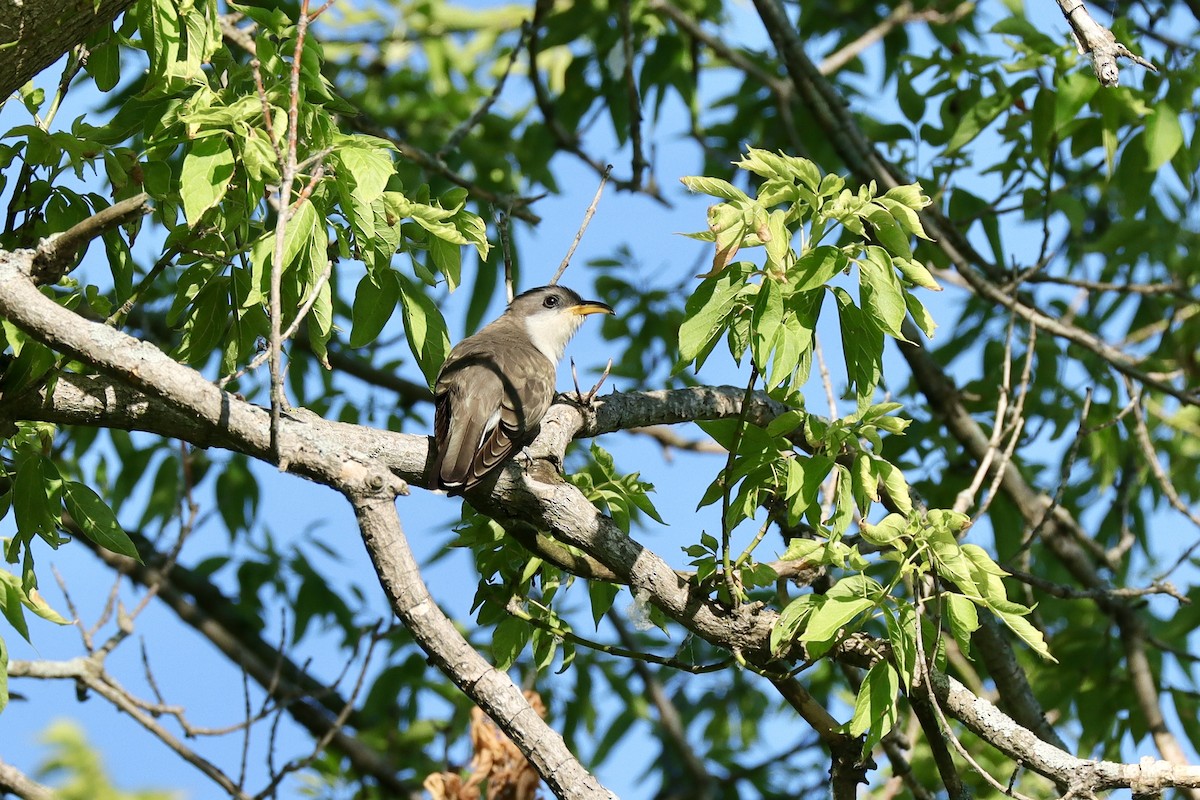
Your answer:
431,285 -> 614,494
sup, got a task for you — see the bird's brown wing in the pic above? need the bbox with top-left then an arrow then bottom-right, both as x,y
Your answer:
434,341 -> 554,493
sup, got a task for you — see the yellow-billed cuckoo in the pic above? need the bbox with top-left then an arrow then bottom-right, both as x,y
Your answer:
432,285 -> 613,494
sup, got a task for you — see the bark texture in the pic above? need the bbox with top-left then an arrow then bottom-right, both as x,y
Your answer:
0,0 -> 135,100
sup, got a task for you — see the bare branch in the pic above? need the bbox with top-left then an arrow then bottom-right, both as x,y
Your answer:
550,165 -> 612,286
347,489 -> 613,798
1055,0 -> 1157,87
31,192 -> 152,285
0,756 -> 53,800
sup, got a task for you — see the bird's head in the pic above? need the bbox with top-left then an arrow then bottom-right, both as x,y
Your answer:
507,285 -> 614,364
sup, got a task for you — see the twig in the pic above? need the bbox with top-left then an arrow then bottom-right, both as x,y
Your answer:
549,165 -> 611,285
10,657 -> 255,799
719,367 -> 759,609
570,357 -> 613,404
953,317 -> 1014,515
439,23 -> 530,159
975,320 -> 1035,521
219,258 -> 335,388
819,1 -> 973,75
0,756 -> 53,800
813,332 -> 839,522
1006,568 -> 1189,603
1017,384 -> 1096,555
609,612 -> 715,793
1025,273 -> 1189,295
31,192 -> 153,285
618,0 -> 647,188
625,425 -> 726,457
254,625 -> 382,799
107,243 -> 183,327
262,0 -> 323,467
508,597 -> 731,674
527,1 -> 664,202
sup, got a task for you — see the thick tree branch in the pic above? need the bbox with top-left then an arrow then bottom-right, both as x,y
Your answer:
347,488 -> 612,799
0,0 -> 135,102
898,320 -> 1200,796
933,670 -> 1200,794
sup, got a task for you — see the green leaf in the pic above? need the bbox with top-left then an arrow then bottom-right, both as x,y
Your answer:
588,582 -> 620,628
13,450 -> 59,540
677,265 -> 748,367
180,134 -> 235,227
680,175 -> 751,202
1144,102 -> 1183,172
800,596 -> 874,643
336,140 -> 395,206
792,246 -> 847,292
904,292 -> 937,338
944,86 -> 1011,154
751,278 -> 783,375
859,513 -> 908,547
993,605 -> 1056,662
848,661 -> 900,751
771,595 -> 813,655
398,277 -> 451,388
1054,70 -> 1098,132
766,410 -> 806,438
280,200 -> 321,272
858,247 -> 907,339
349,270 -> 401,348
874,459 -> 912,516
86,38 -> 121,92
0,581 -> 29,642
833,287 -> 883,407
492,616 -> 529,670
63,482 -> 140,561
944,593 -> 980,653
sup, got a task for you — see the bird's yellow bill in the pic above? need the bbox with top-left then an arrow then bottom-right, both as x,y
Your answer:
571,302 -> 614,316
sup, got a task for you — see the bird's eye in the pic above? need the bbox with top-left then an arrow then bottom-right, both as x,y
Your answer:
543,295 -> 560,308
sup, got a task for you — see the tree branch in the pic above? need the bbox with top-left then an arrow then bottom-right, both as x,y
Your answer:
0,0 -> 135,102
77,527 -> 415,796
31,192 -> 152,285
1055,0 -> 1157,86
346,488 -> 612,799
0,756 -> 53,800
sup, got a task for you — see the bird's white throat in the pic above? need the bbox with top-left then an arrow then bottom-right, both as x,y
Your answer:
523,311 -> 585,365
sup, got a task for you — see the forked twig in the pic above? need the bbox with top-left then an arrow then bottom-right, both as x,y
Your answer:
571,357 -> 613,404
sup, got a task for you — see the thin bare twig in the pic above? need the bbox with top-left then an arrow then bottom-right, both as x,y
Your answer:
975,321 -> 1036,521
439,23 -> 530,159
550,165 -> 612,285
820,1 -> 973,75
219,258 -> 335,388
570,357 -> 613,404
